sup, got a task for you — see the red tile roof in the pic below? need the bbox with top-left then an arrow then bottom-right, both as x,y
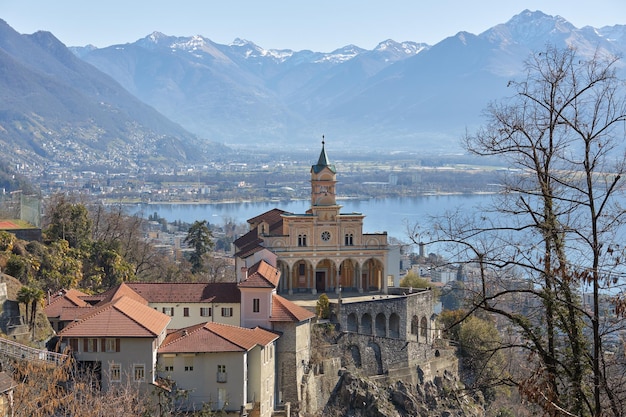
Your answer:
238,260 -> 280,288
246,208 -> 288,229
235,208 -> 288,258
59,296 -> 170,338
88,282 -> 240,305
45,289 -> 89,318
233,230 -> 264,258
59,306 -> 94,322
270,294 -> 315,323
158,322 -> 278,354
95,282 -> 149,306
126,282 -> 240,303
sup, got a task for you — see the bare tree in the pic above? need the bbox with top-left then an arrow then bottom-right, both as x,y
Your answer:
421,46 -> 626,416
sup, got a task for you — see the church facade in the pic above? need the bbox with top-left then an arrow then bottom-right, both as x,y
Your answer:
235,142 -> 392,294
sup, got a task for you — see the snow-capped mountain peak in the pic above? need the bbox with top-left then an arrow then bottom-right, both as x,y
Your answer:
229,38 -> 294,61
171,34 -> 208,51
481,9 -> 577,46
374,39 -> 429,56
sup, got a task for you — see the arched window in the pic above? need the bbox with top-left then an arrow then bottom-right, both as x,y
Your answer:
411,316 -> 419,337
344,234 -> 354,246
347,313 -> 358,332
361,313 -> 372,335
389,313 -> 400,338
375,313 -> 386,337
298,234 -> 307,247
420,316 -> 428,342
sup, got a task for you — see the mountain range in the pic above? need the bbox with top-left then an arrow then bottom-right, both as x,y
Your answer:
1,10 -> 625,171
0,19 -> 219,173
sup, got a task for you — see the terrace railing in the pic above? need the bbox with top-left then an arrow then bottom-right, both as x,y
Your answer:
0,337 -> 69,366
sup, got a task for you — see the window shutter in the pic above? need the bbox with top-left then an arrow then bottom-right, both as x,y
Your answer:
101,338 -> 106,352
116,338 -> 121,352
83,339 -> 88,352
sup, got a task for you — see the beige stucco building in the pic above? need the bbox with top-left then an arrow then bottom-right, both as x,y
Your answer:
158,322 -> 278,416
57,295 -> 171,391
235,142 -> 391,295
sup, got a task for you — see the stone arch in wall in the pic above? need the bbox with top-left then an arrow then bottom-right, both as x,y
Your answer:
347,313 -> 358,332
420,316 -> 428,343
431,313 -> 438,341
375,313 -> 386,337
389,313 -> 400,338
361,313 -> 372,335
367,341 -> 384,375
349,345 -> 362,368
411,315 -> 419,342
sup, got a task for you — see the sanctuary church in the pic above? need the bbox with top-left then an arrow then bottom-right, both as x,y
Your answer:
234,140 -> 394,294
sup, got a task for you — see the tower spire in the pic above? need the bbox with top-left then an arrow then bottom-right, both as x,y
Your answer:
314,135 -> 333,173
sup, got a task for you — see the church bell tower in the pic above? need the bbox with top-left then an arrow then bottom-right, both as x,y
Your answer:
311,137 -> 337,206
310,137 -> 341,220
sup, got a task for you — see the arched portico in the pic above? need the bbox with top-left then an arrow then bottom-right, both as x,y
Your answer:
314,258 -> 339,293
275,255 -> 387,295
278,259 -> 318,294
339,258 -> 359,292
362,258 -> 385,292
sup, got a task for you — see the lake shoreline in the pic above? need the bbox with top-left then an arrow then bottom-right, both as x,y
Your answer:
109,191 -> 497,207
129,194 -> 494,240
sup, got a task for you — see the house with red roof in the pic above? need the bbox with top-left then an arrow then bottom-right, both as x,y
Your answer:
44,288 -> 89,332
157,322 -> 279,416
236,259 -> 315,408
49,276 -> 314,414
238,259 -> 281,329
45,241 -> 322,416
52,282 -> 242,329
120,282 -> 241,328
57,295 -> 170,391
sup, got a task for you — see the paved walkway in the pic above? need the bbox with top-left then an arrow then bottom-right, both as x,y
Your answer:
284,290 -> 403,308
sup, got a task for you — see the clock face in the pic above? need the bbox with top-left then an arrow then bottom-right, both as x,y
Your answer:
321,231 -> 331,241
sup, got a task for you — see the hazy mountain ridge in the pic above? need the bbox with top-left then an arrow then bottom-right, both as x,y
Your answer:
0,19 -> 213,173
72,31 -> 430,148
1,9 -> 624,174
70,9 -> 625,151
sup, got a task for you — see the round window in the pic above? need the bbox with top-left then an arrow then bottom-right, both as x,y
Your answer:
321,231 -> 331,241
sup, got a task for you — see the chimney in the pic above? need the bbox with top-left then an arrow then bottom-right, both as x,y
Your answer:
240,266 -> 248,282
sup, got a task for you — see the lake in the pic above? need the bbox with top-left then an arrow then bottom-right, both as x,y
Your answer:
132,194 -> 490,241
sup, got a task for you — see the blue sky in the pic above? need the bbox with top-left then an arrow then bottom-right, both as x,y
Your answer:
1,0 -> 624,51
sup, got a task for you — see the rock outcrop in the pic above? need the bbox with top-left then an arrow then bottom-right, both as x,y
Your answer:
321,369 -> 485,417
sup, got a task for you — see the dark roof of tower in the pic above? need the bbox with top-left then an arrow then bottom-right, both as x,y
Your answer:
311,141 -> 336,174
